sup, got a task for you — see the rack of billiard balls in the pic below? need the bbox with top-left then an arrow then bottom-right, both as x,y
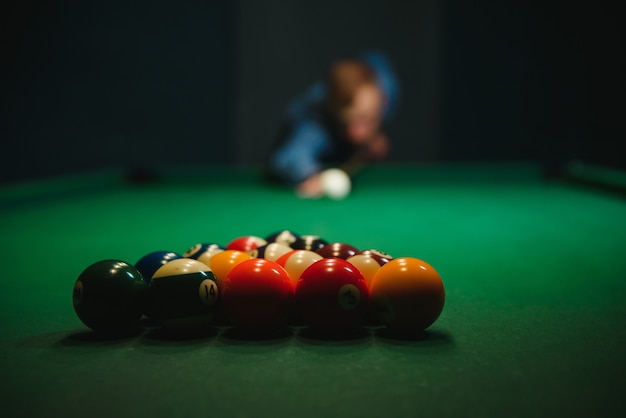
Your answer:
72,230 -> 445,337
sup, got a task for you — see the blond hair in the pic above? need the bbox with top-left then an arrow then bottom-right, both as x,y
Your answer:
326,59 -> 376,113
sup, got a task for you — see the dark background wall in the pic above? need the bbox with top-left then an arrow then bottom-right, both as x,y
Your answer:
442,0 -> 625,168
1,0 -> 624,184
1,0 -> 233,182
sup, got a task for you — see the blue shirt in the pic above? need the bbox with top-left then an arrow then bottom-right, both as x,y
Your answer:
269,51 -> 399,185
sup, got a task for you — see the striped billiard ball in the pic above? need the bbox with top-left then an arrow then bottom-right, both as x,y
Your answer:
149,258 -> 219,332
183,242 -> 225,260
135,250 -> 183,284
226,235 -> 267,254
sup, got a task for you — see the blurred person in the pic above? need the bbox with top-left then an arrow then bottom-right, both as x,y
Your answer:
268,51 -> 399,198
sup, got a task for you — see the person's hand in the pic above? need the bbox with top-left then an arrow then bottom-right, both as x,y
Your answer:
295,174 -> 324,199
340,132 -> 389,176
366,132 -> 389,161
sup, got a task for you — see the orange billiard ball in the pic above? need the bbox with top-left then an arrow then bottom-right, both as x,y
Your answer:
369,257 -> 445,333
209,250 -> 252,282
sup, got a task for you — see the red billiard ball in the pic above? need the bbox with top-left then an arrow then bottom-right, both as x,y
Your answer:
295,258 -> 369,330
226,236 -> 267,253
316,242 -> 359,259
73,260 -> 148,335
369,257 -> 445,333
221,258 -> 293,328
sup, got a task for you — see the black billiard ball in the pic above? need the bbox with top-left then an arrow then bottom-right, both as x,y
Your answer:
291,235 -> 328,252
72,260 -> 148,335
149,258 -> 219,332
135,251 -> 183,284
264,230 -> 300,247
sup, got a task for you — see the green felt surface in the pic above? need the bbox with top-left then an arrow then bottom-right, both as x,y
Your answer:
1,163 -> 625,418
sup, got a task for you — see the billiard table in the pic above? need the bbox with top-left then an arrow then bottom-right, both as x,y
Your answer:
1,162 -> 625,417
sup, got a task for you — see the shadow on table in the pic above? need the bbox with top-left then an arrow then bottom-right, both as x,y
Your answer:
296,326 -> 372,345
217,326 -> 294,345
141,326 -> 219,343
14,325 -> 454,353
53,329 -> 141,348
373,327 -> 455,353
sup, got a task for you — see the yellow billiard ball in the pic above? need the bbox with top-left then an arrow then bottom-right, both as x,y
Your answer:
370,257 -> 445,333
275,249 -> 323,287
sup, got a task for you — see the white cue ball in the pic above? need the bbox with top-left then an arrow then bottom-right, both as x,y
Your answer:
321,168 -> 351,200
